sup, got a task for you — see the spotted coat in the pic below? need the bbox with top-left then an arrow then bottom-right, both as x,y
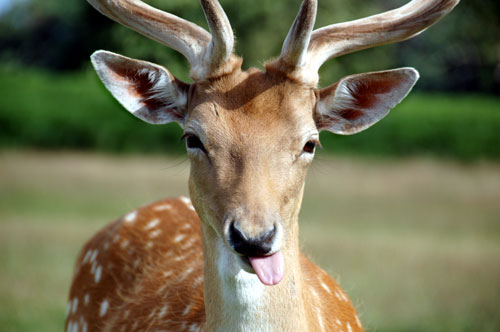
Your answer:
65,197 -> 362,332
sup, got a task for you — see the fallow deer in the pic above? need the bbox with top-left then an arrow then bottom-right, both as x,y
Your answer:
65,0 -> 459,331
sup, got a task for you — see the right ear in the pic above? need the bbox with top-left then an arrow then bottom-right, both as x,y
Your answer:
90,50 -> 189,126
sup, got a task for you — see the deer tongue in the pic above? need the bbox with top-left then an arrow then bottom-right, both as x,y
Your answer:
248,251 -> 284,286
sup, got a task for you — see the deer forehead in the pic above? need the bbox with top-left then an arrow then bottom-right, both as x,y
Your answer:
186,68 -> 318,147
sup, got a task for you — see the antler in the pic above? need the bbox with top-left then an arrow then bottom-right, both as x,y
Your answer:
87,0 -> 235,80
277,0 -> 460,84
280,0 -> 317,68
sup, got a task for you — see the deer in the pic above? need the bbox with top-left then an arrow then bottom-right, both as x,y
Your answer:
65,0 -> 459,331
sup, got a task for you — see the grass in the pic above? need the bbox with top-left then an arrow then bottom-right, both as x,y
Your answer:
301,156 -> 500,331
0,151 -> 499,331
1,66 -> 500,160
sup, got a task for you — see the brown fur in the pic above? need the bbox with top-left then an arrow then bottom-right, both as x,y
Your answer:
66,198 -> 362,332
66,67 -> 363,332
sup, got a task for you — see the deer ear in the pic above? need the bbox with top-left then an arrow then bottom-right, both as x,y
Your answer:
91,50 -> 189,126
315,68 -> 419,135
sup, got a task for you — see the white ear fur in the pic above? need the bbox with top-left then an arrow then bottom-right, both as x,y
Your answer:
316,68 -> 419,135
90,50 -> 189,126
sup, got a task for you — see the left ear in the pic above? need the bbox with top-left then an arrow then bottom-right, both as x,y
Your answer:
315,68 -> 419,135
91,50 -> 190,126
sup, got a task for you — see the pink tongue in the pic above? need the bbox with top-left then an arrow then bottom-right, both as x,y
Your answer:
248,251 -> 284,286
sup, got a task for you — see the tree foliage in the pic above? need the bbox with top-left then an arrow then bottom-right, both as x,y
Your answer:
0,0 -> 498,92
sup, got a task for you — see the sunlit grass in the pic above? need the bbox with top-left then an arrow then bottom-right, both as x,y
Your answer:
0,151 -> 499,331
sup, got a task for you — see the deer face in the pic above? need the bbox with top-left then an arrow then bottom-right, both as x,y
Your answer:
90,51 -> 419,284
185,69 -> 317,280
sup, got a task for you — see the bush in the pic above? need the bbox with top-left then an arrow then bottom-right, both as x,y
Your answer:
1,66 -> 499,161
320,94 -> 500,161
0,66 -> 184,153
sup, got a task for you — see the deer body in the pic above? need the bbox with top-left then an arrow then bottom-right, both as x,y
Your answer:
66,1 -> 459,331
67,197 -> 359,332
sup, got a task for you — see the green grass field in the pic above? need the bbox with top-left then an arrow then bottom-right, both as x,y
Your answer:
0,151 -> 499,331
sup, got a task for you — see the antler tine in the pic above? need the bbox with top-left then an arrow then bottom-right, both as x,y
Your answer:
306,0 -> 460,73
280,0 -> 317,68
200,0 -> 235,76
87,0 -> 235,80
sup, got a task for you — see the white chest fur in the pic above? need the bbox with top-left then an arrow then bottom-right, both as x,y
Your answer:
214,241 -> 277,332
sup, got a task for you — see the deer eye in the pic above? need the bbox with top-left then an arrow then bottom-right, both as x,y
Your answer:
183,133 -> 207,153
303,140 -> 318,154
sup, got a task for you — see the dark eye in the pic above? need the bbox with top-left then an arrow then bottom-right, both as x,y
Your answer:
183,134 -> 206,153
303,140 -> 317,154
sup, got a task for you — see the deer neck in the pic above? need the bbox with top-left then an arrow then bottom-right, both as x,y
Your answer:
200,213 -> 308,332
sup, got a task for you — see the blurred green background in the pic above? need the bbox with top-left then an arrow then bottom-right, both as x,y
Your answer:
0,0 -> 499,331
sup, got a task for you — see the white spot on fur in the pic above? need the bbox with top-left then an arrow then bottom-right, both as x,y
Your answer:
148,308 -> 157,319
174,234 -> 186,243
146,241 -> 154,249
82,250 -> 91,264
335,290 -> 343,301
84,293 -> 89,305
321,282 -> 331,294
180,267 -> 194,281
347,322 -> 353,332
89,249 -> 99,263
193,275 -> 203,286
181,238 -> 196,250
340,290 -> 349,302
182,223 -> 192,230
95,265 -> 102,283
67,321 -> 76,332
112,234 -> 120,243
336,318 -> 342,326
123,310 -> 130,319
145,218 -> 160,230
189,324 -> 201,332
66,302 -> 71,317
163,271 -> 173,278
150,229 -> 162,238
100,299 -> 109,317
183,304 -> 193,316
158,304 -> 168,318
311,288 -> 320,300
355,315 -> 362,328
81,319 -> 88,332
154,204 -> 172,211
180,196 -> 195,211
120,239 -> 129,249
71,298 -> 78,314
316,308 -> 325,330
124,210 -> 137,223
157,283 -> 168,295
174,253 -> 189,262
90,250 -> 98,263
90,261 -> 97,274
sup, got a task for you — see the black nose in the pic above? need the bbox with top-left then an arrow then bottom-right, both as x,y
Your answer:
228,222 -> 277,257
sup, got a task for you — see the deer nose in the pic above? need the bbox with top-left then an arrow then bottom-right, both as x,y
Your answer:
228,221 -> 277,257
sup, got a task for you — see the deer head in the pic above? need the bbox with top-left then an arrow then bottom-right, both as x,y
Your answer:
88,0 -> 459,286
